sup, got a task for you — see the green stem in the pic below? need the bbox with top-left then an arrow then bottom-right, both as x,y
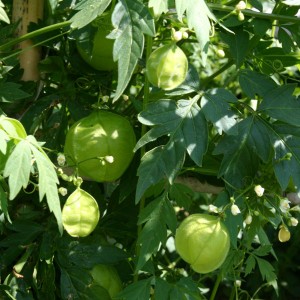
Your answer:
208,4 -> 300,23
133,34 -> 153,283
209,272 -> 222,300
202,59 -> 234,88
0,21 -> 71,51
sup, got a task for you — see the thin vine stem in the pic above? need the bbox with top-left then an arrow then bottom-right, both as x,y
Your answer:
133,34 -> 153,283
209,272 -> 222,300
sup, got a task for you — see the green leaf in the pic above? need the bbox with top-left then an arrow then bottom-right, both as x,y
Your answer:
65,243 -> 128,269
0,82 -> 30,102
155,278 -> 171,299
28,136 -> 62,234
221,28 -> 250,68
111,0 -> 155,101
0,115 -> 27,139
252,245 -> 273,257
201,88 -> 238,135
175,0 -> 216,63
0,1 -> 9,24
0,182 -> 11,222
271,123 -> 300,193
136,142 -> 185,202
259,84 -> 300,127
115,277 -> 153,300
169,182 -> 194,210
0,129 -> 8,154
170,277 -> 203,299
256,47 -> 300,73
137,98 -> 208,166
239,69 -> 277,98
3,140 -> 32,200
214,117 -> 271,189
136,196 -> 177,270
70,0 -> 112,29
245,255 -> 256,276
148,0 -> 169,17
256,257 -> 277,283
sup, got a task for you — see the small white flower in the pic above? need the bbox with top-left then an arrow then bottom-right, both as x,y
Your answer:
104,155 -> 114,163
254,185 -> 264,197
290,217 -> 298,227
208,204 -> 219,213
235,280 -> 242,288
231,204 -> 241,216
244,214 -> 252,225
280,198 -> 291,213
58,187 -> 68,196
270,207 -> 276,214
236,0 -> 247,10
57,153 -> 66,166
216,49 -> 225,58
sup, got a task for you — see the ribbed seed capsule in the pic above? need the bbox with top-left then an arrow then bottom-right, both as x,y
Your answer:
146,43 -> 188,90
62,188 -> 100,237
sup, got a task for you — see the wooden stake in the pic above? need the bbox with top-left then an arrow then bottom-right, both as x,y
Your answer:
12,0 -> 44,81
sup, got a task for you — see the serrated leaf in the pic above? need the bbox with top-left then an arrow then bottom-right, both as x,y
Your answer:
201,88 -> 238,135
252,245 -> 273,257
0,129 -> 8,154
3,140 -> 32,200
70,0 -> 112,29
28,137 -> 62,233
256,257 -> 277,283
213,117 -> 271,189
221,28 -> 250,68
271,124 -> 300,193
175,0 -> 216,63
136,196 -> 177,270
259,84 -> 300,127
245,255 -> 256,276
239,69 -> 277,98
169,182 -> 194,210
171,277 -> 203,299
0,82 -> 30,102
149,0 -> 169,17
0,2 -> 9,24
136,142 -> 185,202
137,98 -> 208,165
115,277 -> 153,300
111,0 -> 155,102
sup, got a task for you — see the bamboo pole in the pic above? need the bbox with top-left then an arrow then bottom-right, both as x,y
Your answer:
12,0 -> 44,81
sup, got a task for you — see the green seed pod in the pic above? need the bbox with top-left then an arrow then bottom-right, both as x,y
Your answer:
62,188 -> 100,237
175,214 -> 230,274
146,43 -> 188,90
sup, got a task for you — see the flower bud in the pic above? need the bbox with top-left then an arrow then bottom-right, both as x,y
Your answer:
238,12 -> 245,21
231,204 -> 241,216
254,185 -> 264,197
244,214 -> 252,225
290,217 -> 298,227
236,1 -> 247,10
58,187 -> 68,196
208,204 -> 219,214
278,226 -> 291,242
57,153 -> 66,166
280,198 -> 290,213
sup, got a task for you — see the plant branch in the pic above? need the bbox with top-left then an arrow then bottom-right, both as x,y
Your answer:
209,4 -> 300,23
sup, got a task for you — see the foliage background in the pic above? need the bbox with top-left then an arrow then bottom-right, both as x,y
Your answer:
1,0 -> 300,299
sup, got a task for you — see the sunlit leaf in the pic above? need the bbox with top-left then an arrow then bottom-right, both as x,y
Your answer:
3,140 -> 32,200
201,88 -> 238,135
259,84 -> 300,127
70,0 -> 112,29
110,0 -> 155,101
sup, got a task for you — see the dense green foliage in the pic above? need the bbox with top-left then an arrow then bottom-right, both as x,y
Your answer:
1,0 -> 300,299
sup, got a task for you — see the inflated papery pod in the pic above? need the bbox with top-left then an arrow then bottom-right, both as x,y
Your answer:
12,0 -> 44,81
